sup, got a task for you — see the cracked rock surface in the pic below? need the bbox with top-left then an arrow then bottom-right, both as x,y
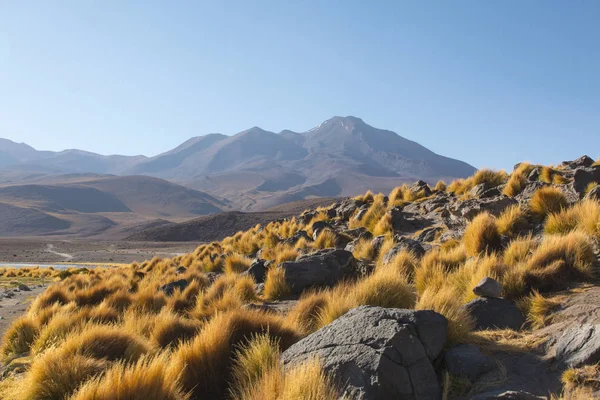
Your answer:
281,305 -> 447,400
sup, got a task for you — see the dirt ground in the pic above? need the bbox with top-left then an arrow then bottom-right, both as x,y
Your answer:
0,284 -> 47,339
0,238 -> 199,265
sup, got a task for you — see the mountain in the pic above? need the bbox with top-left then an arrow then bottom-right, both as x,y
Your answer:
0,116 -> 476,214
0,175 -> 227,237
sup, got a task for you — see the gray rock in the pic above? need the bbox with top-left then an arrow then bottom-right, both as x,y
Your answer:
370,235 -> 387,253
585,185 -> 600,201
343,227 -> 372,240
281,306 -> 447,400
243,259 -> 267,283
463,297 -> 525,331
444,344 -> 496,382
298,210 -> 318,225
279,249 -> 358,295
473,277 -> 503,299
383,236 -> 426,262
17,284 -> 31,292
336,199 -> 365,219
472,391 -> 545,400
311,221 -> 331,240
555,324 -> 600,367
282,230 -> 312,246
412,226 -> 443,243
528,168 -> 541,182
175,266 -> 187,274
254,283 -> 265,296
573,166 -> 600,193
562,155 -> 595,169
409,180 -> 433,197
353,204 -> 370,221
390,207 -> 433,233
471,183 -> 489,198
451,195 -> 516,220
159,279 -> 189,296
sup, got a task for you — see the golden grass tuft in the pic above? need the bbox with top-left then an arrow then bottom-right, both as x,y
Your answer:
275,248 -> 299,264
0,316 -> 39,360
463,212 -> 501,257
352,237 -> 376,261
561,364 -> 600,397
149,310 -> 202,348
230,334 -> 280,398
225,253 -> 253,274
167,309 -> 299,399
71,353 -> 189,400
434,180 -> 447,192
313,229 -> 337,249
529,186 -> 568,218
496,204 -> 529,237
263,267 -> 291,300
503,235 -> 537,266
545,199 -> 600,237
285,291 -> 329,335
518,290 -> 561,328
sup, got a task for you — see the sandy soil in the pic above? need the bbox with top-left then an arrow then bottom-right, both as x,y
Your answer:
0,238 -> 199,265
0,284 -> 47,339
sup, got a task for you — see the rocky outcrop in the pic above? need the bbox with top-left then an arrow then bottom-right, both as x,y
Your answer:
336,199 -> 365,219
449,195 -> 516,220
281,306 -> 448,400
159,279 -> 189,296
381,237 -> 426,264
243,259 -> 267,283
279,249 -> 358,295
463,297 -> 525,331
573,166 -> 600,194
555,324 -> 600,368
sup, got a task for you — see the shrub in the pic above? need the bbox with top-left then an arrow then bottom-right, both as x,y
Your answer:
529,186 -> 568,218
503,235 -> 537,266
275,248 -> 298,264
17,351 -> 108,400
29,286 -> 71,313
352,238 -> 376,261
230,334 -> 280,398
225,254 -> 253,274
503,163 -> 532,197
434,180 -> 447,192
71,353 -> 188,400
167,309 -> 299,399
496,205 -> 529,237
239,358 -> 339,400
149,311 -> 202,348
313,229 -> 337,249
0,316 -> 39,360
472,169 -> 508,188
545,199 -> 600,237
285,291 -> 329,335
416,286 -> 474,345
263,267 -> 291,300
518,290 -> 561,328
463,212 -> 501,256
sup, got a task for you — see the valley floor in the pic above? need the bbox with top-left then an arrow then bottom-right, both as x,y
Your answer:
0,238 -> 199,265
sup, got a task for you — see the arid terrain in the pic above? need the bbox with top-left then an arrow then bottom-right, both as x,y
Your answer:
1,156 -> 600,399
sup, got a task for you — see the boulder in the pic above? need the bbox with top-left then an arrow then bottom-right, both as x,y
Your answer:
409,180 -> 433,197
343,227 -> 372,240
281,306 -> 447,400
279,249 -> 358,295
381,237 -> 426,265
299,210 -> 318,225
528,168 -> 541,182
159,279 -> 189,296
463,297 -> 525,331
17,283 -> 31,292
390,207 -> 433,233
370,235 -> 387,253
444,344 -> 496,382
573,166 -> 600,193
353,204 -> 370,221
243,259 -> 267,283
555,324 -> 600,367
175,266 -> 187,275
473,277 -> 503,298
336,199 -> 365,219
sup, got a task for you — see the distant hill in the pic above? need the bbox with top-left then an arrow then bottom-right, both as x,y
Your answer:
0,116 -> 476,236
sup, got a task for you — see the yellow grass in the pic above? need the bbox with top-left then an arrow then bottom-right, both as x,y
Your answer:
313,229 -> 337,249
463,212 -> 501,257
263,267 -> 291,300
225,253 -> 253,274
530,186 -> 568,218
496,204 -> 528,237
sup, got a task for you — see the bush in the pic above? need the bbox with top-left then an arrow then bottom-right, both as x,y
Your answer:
529,186 -> 568,218
225,254 -> 253,274
545,199 -> 600,237
230,334 -> 280,398
313,229 -> 337,249
263,267 -> 291,301
0,316 -> 39,360
463,212 -> 501,257
71,353 -> 188,400
496,205 -> 529,237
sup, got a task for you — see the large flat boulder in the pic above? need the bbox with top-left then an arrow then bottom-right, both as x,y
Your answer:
279,249 -> 358,295
281,305 -> 447,400
555,324 -> 600,368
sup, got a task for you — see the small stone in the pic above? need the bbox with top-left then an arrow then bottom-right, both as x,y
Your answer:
444,344 -> 496,382
473,277 -> 503,298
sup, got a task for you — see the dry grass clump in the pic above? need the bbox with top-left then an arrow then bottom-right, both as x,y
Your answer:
284,291 -> 329,335
0,316 -> 39,360
447,169 -> 507,195
463,212 -> 501,257
530,186 -> 568,218
416,286 -> 474,345
517,290 -> 561,328
239,357 -> 339,400
230,334 -> 280,398
496,204 -> 529,237
503,235 -> 538,266
313,229 -> 337,249
71,353 -> 189,400
503,163 -> 533,197
353,190 -> 375,203
167,309 -> 299,399
434,180 -> 447,192
149,310 -> 202,348
352,237 -> 376,261
539,166 -> 569,184
225,253 -> 253,274
561,365 -> 600,398
275,247 -> 299,263
16,351 -> 108,400
263,267 -> 291,300
545,199 -> 600,237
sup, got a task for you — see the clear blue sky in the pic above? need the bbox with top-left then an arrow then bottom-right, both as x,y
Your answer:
1,1 -> 599,170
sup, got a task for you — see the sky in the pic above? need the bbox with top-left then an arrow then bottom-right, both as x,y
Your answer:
0,1 -> 599,170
